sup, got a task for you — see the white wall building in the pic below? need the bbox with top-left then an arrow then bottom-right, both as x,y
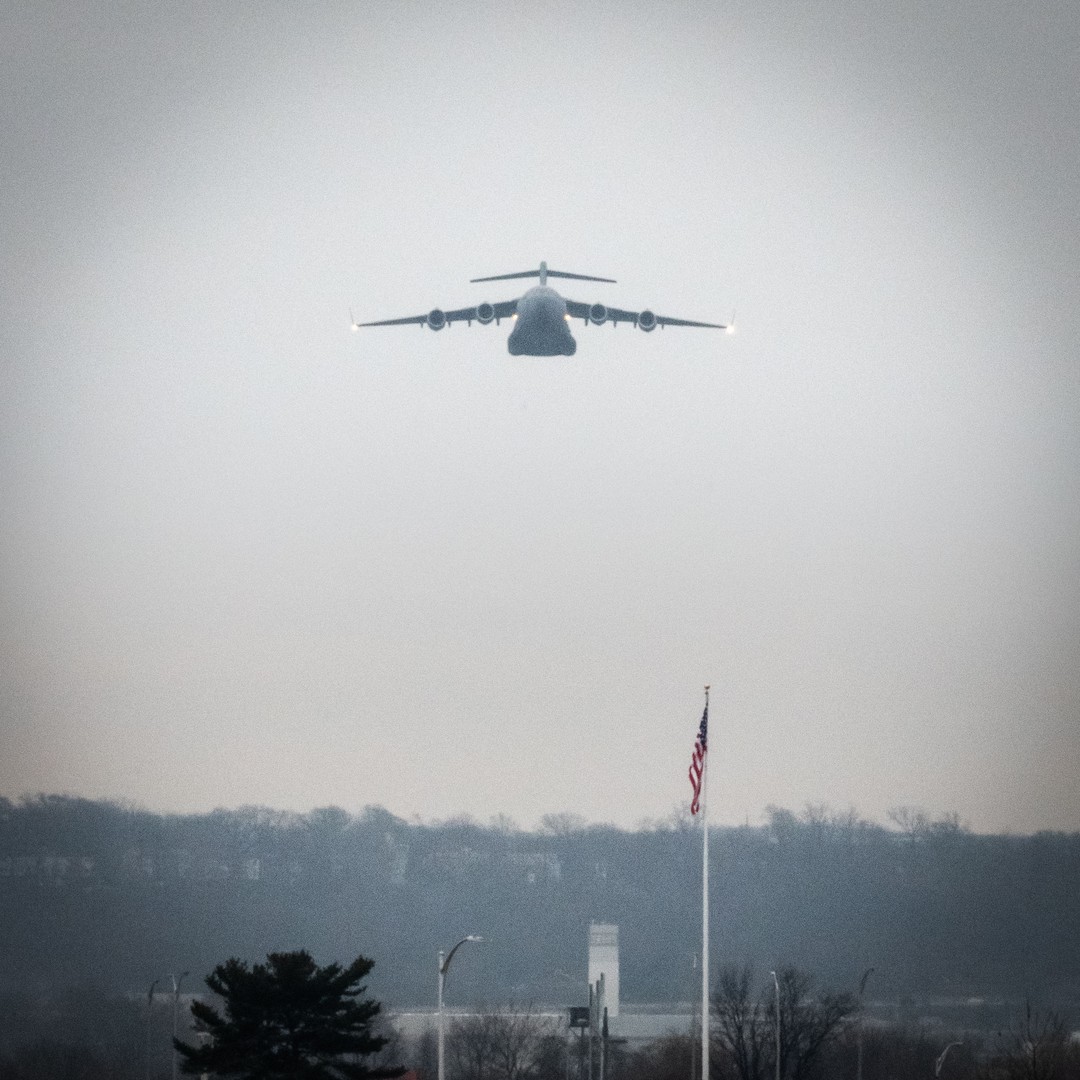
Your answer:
587,922 -> 619,1018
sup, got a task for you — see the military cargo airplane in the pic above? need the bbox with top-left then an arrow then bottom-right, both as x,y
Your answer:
352,262 -> 730,356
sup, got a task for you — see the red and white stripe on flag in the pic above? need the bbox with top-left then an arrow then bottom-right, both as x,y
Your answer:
688,702 -> 708,815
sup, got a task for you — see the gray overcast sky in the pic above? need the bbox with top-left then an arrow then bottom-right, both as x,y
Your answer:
2,1 -> 1078,832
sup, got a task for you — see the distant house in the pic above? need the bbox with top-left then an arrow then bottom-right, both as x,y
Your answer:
0,854 -> 95,879
506,852 -> 562,883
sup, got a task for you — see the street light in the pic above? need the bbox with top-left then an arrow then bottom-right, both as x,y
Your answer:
935,1041 -> 962,1078
438,936 -> 483,1080
146,979 -> 160,1080
770,971 -> 781,1080
857,968 -> 874,1080
171,971 -> 190,1080
690,954 -> 698,1080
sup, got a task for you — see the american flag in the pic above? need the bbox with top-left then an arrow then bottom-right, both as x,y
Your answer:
688,699 -> 708,815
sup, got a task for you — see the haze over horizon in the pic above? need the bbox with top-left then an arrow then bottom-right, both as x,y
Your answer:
2,3 -> 1078,834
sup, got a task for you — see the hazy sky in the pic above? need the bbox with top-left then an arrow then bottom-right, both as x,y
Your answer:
2,2 -> 1078,833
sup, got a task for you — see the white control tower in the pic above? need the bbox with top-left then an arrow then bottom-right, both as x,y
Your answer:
587,922 -> 619,1018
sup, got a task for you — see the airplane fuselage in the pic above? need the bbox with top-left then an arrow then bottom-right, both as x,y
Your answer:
508,285 -> 576,357
354,261 -> 728,354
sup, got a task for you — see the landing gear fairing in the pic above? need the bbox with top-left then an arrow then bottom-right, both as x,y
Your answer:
353,262 -> 730,357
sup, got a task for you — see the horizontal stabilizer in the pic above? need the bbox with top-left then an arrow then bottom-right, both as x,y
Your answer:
545,269 -> 617,282
471,268 -> 616,284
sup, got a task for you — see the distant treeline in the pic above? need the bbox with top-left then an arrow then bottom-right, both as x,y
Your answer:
0,796 -> 1077,1006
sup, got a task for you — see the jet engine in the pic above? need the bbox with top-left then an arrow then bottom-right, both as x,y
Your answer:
588,303 -> 608,326
637,309 -> 657,332
426,309 -> 447,331
475,302 -> 495,325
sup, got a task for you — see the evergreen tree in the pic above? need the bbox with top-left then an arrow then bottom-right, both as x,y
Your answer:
174,950 -> 404,1080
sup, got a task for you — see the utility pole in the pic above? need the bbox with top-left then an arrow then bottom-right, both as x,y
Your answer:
589,974 -> 605,1080
587,984 -> 594,1080
690,954 -> 699,1080
600,1006 -> 607,1080
770,971 -> 781,1080
146,979 -> 159,1080
857,968 -> 874,1080
171,971 -> 189,1080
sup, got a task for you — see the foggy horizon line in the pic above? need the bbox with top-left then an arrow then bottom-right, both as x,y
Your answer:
6,791 -> 1075,839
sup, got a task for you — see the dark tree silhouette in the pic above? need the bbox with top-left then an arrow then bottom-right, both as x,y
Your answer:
996,1002 -> 1076,1080
773,967 -> 856,1080
712,964 -> 768,1080
5,796 -> 1080,1005
174,950 -> 404,1080
712,965 -> 856,1080
447,1005 -> 558,1080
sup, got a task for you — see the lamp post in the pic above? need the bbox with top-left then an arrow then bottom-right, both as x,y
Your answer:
856,968 -> 874,1080
690,954 -> 698,1080
438,936 -> 483,1080
935,1042 -> 962,1078
171,971 -> 189,1080
770,971 -> 781,1080
146,979 -> 160,1080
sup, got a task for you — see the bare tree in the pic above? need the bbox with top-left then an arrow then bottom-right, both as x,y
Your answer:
824,1026 -> 977,1080
448,1013 -> 499,1080
712,965 -> 768,1080
621,1035 -> 694,1080
712,966 -> 856,1080
995,1002 -> 1073,1080
532,1033 -> 571,1080
772,967 -> 856,1080
448,1006 -> 558,1080
494,1007 -> 556,1080
405,1025 -> 438,1080
886,806 -> 931,837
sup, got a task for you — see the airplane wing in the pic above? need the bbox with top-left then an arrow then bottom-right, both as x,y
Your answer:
563,298 -> 727,330
356,299 -> 518,329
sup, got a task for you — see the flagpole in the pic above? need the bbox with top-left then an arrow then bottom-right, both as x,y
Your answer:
701,685 -> 710,1080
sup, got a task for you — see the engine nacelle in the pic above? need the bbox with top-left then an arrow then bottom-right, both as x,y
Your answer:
637,309 -> 657,332
426,309 -> 447,331
476,302 -> 495,325
588,303 -> 608,326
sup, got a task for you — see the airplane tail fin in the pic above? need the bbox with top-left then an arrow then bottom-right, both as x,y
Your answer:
471,261 -> 615,285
